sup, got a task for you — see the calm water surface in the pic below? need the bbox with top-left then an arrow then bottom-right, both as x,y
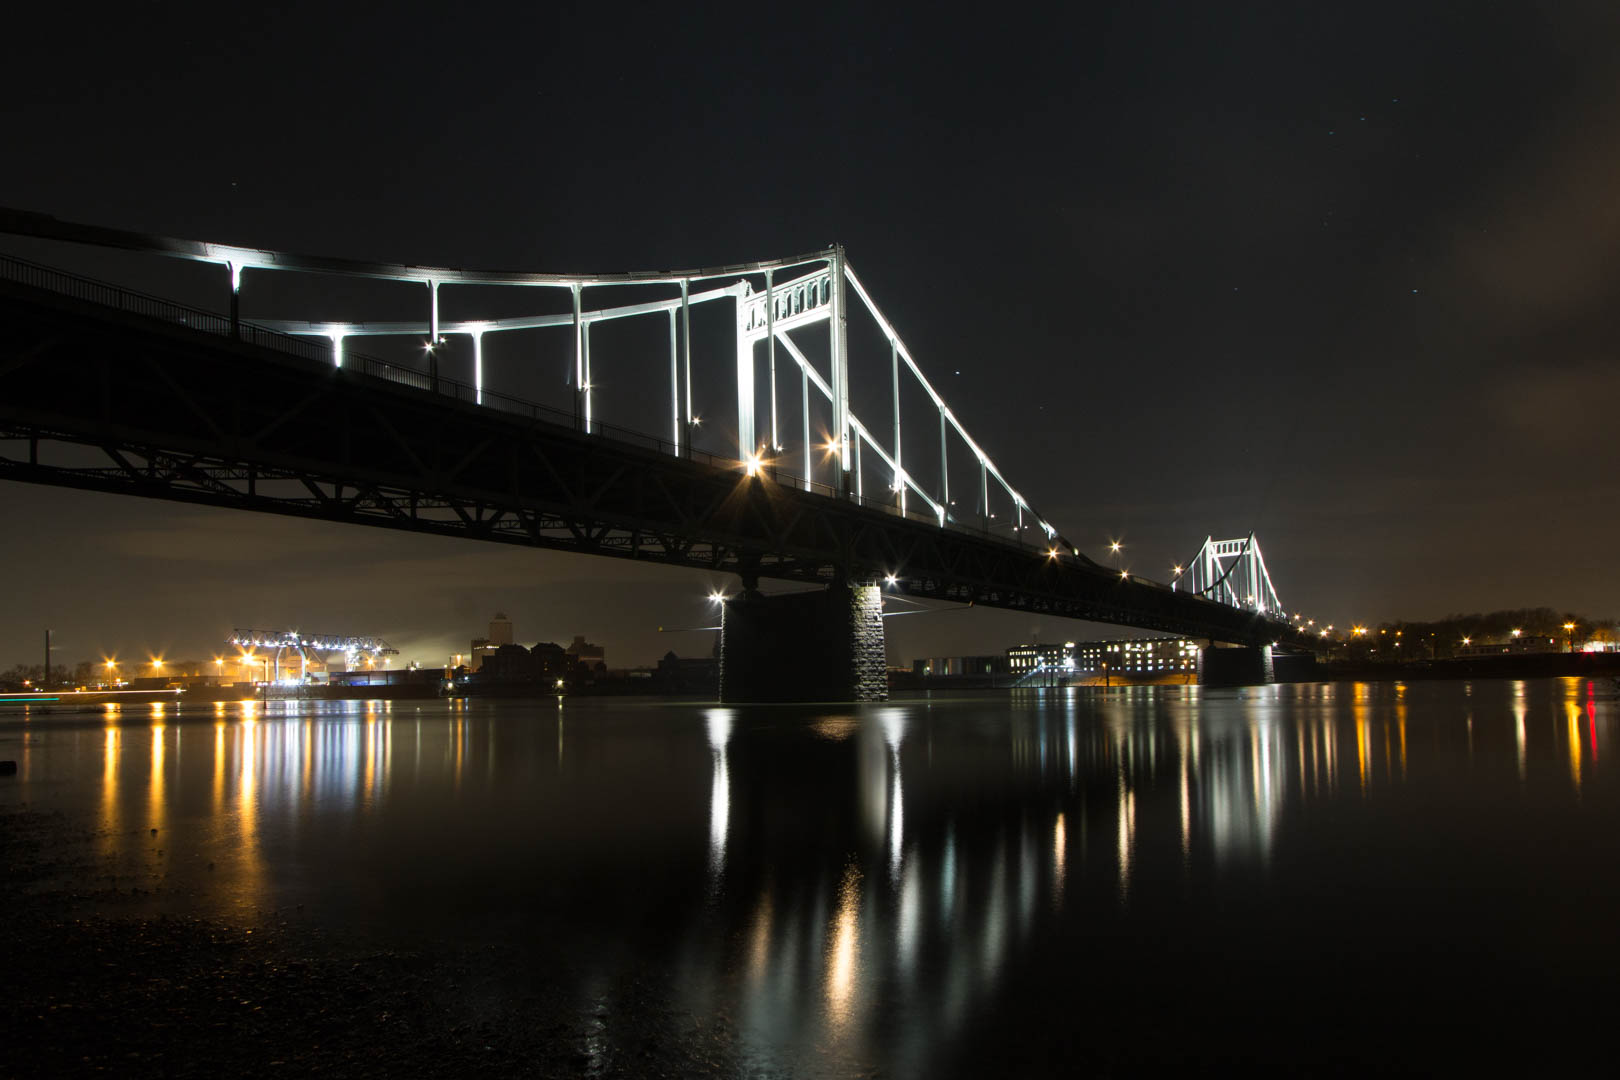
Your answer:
4,679 -> 1618,1072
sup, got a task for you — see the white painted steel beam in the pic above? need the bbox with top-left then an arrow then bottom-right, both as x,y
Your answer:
771,332 -> 944,523
256,283 -> 741,338
765,268 -> 778,450
830,247 -> 851,483
841,261 -> 1055,539
668,310 -> 680,453
0,208 -> 836,289
735,289 -> 755,459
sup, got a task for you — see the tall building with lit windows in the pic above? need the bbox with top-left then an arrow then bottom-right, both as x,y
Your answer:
470,612 -> 515,671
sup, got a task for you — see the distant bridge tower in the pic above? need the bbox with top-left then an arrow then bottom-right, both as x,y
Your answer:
1181,535 -> 1284,617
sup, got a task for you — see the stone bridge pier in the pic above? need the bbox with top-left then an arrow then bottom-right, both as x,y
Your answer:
719,581 -> 888,702
1197,644 -> 1276,687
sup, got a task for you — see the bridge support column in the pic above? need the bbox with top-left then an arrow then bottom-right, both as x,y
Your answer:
1197,644 -> 1275,687
719,581 -> 887,702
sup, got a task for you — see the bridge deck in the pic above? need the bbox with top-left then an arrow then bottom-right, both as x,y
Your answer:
0,259 -> 1299,646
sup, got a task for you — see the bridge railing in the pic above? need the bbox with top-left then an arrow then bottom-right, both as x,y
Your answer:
0,252 -> 339,367
0,252 -> 1020,542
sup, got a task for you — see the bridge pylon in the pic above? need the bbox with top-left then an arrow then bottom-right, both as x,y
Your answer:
1179,534 -> 1284,618
719,581 -> 887,703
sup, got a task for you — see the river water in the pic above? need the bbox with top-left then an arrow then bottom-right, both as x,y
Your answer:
4,678 -> 1617,1072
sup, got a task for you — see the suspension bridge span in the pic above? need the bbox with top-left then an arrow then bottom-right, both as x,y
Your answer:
0,209 -> 1311,699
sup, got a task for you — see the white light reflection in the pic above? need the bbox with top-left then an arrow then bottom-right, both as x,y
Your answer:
897,852 -> 921,978
877,707 -> 908,883
824,863 -> 862,1032
1052,812 -> 1067,908
980,836 -> 1009,991
1116,774 -> 1135,903
1513,693 -> 1527,783
705,709 -> 733,891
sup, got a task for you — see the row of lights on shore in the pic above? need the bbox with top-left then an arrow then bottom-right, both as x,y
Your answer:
95,648 -> 376,677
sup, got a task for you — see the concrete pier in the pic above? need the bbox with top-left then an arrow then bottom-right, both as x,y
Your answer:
1198,644 -> 1275,687
720,582 -> 887,702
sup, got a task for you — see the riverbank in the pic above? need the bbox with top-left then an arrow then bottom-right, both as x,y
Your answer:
0,804 -> 733,1078
1322,650 -> 1620,682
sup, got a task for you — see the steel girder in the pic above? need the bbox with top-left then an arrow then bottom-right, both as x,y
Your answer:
0,280 -> 1299,646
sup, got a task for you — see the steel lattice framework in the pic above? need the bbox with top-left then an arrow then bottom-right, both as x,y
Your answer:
0,209 -> 1310,647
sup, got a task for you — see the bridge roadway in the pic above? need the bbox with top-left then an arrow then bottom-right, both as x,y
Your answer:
0,261 -> 1301,648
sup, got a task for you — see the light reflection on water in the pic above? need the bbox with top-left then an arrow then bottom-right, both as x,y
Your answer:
4,679 -> 1618,1073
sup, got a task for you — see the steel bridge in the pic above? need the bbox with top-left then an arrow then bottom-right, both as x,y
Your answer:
0,208 -> 1309,650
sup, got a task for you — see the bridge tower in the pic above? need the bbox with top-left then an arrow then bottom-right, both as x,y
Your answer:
1178,534 -> 1293,686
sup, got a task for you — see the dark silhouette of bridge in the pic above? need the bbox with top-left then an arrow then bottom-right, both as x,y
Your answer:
0,210 -> 1310,697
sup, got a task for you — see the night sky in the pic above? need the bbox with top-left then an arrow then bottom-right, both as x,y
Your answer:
4,2 -> 1618,670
